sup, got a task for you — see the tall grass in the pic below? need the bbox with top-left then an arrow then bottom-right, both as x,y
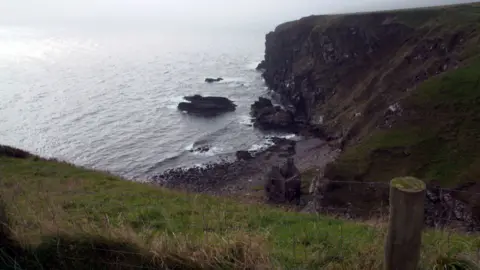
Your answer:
0,149 -> 479,269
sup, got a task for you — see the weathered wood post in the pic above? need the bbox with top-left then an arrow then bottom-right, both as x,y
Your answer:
384,177 -> 426,270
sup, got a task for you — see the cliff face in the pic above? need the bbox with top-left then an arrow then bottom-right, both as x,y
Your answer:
260,4 -> 480,215
261,8 -> 476,144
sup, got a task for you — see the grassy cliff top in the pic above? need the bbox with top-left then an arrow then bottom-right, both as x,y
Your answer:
0,148 -> 479,269
274,2 -> 480,33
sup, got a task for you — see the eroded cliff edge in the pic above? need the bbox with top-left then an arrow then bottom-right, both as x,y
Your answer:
260,4 -> 480,222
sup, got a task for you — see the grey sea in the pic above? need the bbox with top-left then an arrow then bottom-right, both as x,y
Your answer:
0,25 -> 297,179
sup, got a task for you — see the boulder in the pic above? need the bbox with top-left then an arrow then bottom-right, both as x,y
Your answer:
236,150 -> 253,161
264,158 -> 301,203
178,95 -> 236,117
424,187 -> 480,230
250,97 -> 273,117
255,107 -> 295,131
190,145 -> 210,153
250,97 -> 296,131
264,166 -> 286,203
205,77 -> 224,83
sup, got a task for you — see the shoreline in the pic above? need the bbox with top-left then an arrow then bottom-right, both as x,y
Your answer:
152,132 -> 340,204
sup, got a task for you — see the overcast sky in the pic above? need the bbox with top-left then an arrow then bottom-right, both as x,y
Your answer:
0,0 -> 476,30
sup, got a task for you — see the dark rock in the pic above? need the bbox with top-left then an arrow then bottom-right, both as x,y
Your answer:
205,77 -> 224,83
178,95 -> 236,117
190,145 -> 210,153
250,97 -> 273,117
250,97 -> 296,132
236,150 -> 253,161
278,144 -> 295,157
255,107 -> 295,131
424,188 -> 479,231
269,137 -> 296,157
264,158 -> 301,203
280,157 -> 300,179
264,166 -> 285,203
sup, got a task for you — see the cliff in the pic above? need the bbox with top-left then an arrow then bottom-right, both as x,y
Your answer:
260,4 -> 480,215
261,4 -> 480,182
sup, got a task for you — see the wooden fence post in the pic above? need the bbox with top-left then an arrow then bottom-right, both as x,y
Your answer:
384,177 -> 426,270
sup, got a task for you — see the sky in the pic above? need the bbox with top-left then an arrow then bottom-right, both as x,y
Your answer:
0,0 -> 476,31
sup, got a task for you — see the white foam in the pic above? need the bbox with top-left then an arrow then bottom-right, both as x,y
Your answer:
221,77 -> 247,83
184,142 -> 194,151
170,96 -> 185,103
191,146 -> 224,157
246,61 -> 261,70
248,140 -> 274,152
279,134 -> 297,140
238,115 -> 253,126
166,96 -> 185,109
193,163 -> 208,168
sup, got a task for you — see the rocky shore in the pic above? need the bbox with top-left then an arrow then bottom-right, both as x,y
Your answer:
152,137 -> 338,201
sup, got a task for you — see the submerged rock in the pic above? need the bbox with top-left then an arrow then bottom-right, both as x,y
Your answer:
190,145 -> 210,153
178,95 -> 236,117
205,77 -> 224,83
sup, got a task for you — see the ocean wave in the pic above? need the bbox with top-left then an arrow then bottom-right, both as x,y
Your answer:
245,61 -> 261,70
220,77 -> 247,83
237,115 -> 253,126
248,141 -> 274,152
191,146 -> 224,157
166,96 -> 185,109
184,142 -> 195,151
272,133 -> 298,140
247,133 -> 299,152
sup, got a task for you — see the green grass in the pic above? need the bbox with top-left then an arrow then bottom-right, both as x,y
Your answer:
0,152 -> 479,269
326,58 -> 480,187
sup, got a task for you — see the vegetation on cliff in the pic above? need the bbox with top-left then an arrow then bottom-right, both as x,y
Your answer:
326,59 -> 480,187
0,147 -> 478,269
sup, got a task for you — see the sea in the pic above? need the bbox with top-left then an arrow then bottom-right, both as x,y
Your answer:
0,24 -> 295,180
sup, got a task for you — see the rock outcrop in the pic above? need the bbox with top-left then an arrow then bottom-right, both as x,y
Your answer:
250,97 -> 296,132
178,95 -> 236,117
259,11 -> 471,143
236,150 -> 253,161
264,158 -> 301,203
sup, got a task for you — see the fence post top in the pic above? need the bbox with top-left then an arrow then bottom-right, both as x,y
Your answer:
390,177 -> 426,193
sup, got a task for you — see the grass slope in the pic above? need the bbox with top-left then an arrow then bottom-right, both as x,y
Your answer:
0,151 -> 479,269
326,57 -> 480,187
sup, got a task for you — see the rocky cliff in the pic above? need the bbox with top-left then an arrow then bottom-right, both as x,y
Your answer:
261,6 -> 478,144
260,4 -> 480,221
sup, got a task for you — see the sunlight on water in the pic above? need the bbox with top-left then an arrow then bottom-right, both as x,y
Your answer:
0,27 -> 99,65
